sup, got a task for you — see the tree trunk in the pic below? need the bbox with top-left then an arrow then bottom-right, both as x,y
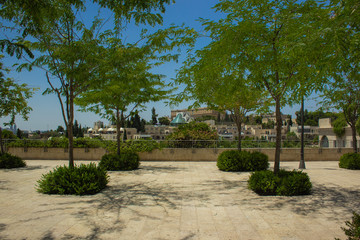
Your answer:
235,119 -> 242,152
274,98 -> 282,174
68,121 -> 74,168
299,96 -> 306,169
0,127 -> 4,154
116,109 -> 121,156
351,124 -> 358,153
68,94 -> 75,168
237,128 -> 242,151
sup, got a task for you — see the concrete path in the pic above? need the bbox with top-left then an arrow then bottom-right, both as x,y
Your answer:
0,161 -> 359,240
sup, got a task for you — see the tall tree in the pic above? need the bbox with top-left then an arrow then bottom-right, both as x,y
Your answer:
151,107 -> 158,125
321,0 -> 360,153
76,35 -> 176,155
190,0 -> 328,173
6,0 -> 177,167
0,56 -> 34,153
176,39 -> 265,151
158,116 -> 170,125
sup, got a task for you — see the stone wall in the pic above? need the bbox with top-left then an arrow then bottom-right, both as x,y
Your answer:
8,147 -> 353,161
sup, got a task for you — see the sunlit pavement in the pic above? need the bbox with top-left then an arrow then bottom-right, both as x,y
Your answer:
0,160 -> 359,240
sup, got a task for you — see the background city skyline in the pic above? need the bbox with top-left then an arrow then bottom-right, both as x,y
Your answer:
1,0 -> 321,131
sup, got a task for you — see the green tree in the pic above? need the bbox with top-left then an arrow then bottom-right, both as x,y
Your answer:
190,0 -> 328,173
176,43 -> 265,151
158,116 -> 170,125
320,0 -> 360,153
76,38 -> 173,155
56,125 -> 65,133
333,115 -> 347,138
7,0 -> 177,167
151,107 -> 158,125
0,57 -> 34,153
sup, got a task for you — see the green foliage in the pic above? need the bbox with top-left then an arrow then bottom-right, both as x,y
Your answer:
248,170 -> 312,196
7,137 -> 104,148
339,153 -> 360,170
295,109 -> 339,126
0,56 -> 35,126
158,116 -> 170,125
166,122 -> 218,148
249,151 -> 270,171
1,129 -> 17,139
262,120 -> 275,129
335,212 -> 360,240
151,107 -> 158,125
0,153 -> 26,169
99,153 -> 140,171
217,150 -> 269,172
36,163 -> 109,195
333,116 -> 347,138
105,139 -> 160,153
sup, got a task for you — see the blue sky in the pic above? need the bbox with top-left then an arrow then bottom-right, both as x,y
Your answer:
1,0 -> 320,131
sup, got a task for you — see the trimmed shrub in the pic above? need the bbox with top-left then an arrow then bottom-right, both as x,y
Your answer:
275,170 -> 312,196
339,153 -> 360,170
335,212 -> 360,240
217,150 -> 269,172
0,153 -> 26,169
217,150 -> 248,171
36,163 -> 109,195
248,151 -> 269,171
248,170 -> 312,196
247,170 -> 277,195
100,153 -> 140,171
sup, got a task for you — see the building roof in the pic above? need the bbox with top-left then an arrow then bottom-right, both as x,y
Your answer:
171,113 -> 187,125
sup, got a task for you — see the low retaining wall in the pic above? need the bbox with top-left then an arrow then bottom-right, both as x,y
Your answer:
8,147 -> 352,161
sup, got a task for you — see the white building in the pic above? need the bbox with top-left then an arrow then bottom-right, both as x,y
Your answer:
318,118 -> 360,149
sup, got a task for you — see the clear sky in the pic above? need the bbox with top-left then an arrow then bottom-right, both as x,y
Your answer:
1,0 -> 320,131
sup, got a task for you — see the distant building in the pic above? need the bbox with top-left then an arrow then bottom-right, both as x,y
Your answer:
85,122 -> 137,140
318,118 -> 360,149
171,107 -> 225,120
289,125 -> 319,138
262,113 -> 291,126
170,112 -> 193,126
144,125 -> 176,140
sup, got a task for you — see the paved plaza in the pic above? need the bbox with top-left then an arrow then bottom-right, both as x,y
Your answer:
0,160 -> 359,240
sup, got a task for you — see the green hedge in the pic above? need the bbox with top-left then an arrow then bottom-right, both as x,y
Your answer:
0,153 -> 26,169
217,150 -> 269,172
339,153 -> 360,170
100,153 -> 140,171
248,170 -> 312,196
36,163 -> 109,195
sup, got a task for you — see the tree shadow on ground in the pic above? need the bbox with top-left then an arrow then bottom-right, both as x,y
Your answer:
1,165 -> 48,172
229,182 -> 360,222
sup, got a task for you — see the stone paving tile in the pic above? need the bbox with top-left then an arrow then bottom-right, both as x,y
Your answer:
0,160 -> 359,239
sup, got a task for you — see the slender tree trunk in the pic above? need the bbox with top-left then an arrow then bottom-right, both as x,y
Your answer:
68,92 -> 75,168
0,127 -> 4,154
274,97 -> 282,174
235,120 -> 242,151
116,109 -> 121,156
68,122 -> 74,168
299,96 -> 306,169
350,124 -> 358,153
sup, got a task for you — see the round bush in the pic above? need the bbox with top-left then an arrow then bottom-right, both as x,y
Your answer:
217,150 -> 269,172
100,153 -> 140,171
248,170 -> 277,195
0,153 -> 26,169
36,163 -> 109,195
339,153 -> 360,170
248,170 -> 312,196
217,150 -> 249,171
248,151 -> 269,171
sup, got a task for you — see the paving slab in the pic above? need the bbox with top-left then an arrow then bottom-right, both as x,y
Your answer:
0,160 -> 359,240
